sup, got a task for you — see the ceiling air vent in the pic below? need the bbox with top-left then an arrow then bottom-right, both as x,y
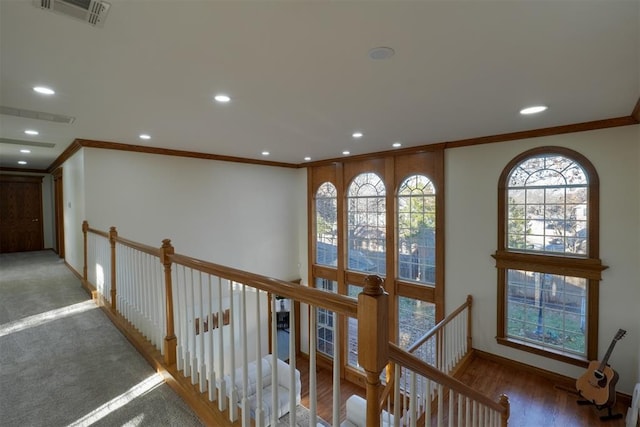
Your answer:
33,0 -> 111,27
0,106 -> 76,124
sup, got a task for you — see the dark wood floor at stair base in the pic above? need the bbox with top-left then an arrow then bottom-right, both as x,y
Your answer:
458,356 -> 627,427
296,355 -> 365,423
298,354 -> 627,427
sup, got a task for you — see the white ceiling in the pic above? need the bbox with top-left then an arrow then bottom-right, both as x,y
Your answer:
1,0 -> 638,170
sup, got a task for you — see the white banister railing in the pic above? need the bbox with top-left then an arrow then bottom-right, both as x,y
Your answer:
86,230 -> 111,305
115,242 -> 165,354
406,295 -> 472,376
82,222 -> 507,427
388,344 -> 509,427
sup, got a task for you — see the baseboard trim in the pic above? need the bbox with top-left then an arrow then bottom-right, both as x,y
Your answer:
69,265 -> 235,426
97,303 -> 234,426
473,349 -> 632,408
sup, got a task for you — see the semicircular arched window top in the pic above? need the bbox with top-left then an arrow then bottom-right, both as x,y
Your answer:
506,153 -> 589,256
347,173 -> 386,275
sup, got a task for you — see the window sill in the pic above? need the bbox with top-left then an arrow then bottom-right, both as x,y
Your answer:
496,336 -> 589,368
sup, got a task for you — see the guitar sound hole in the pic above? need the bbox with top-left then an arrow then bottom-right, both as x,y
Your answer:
593,370 -> 605,381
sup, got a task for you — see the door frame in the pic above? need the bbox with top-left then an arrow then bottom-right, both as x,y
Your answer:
52,168 -> 65,258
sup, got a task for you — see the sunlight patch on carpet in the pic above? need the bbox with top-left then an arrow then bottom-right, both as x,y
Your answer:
0,300 -> 96,338
66,373 -> 163,427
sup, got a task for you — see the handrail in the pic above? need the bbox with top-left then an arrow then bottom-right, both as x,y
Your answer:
379,296 -> 473,418
170,252 -> 358,317
407,295 -> 472,353
82,221 -> 508,426
86,226 -> 109,239
115,235 -> 160,257
388,343 -> 508,415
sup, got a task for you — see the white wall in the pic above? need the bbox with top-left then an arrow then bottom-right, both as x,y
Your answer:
445,124 -> 640,395
62,149 -> 86,275
81,147 -> 304,281
61,125 -> 638,391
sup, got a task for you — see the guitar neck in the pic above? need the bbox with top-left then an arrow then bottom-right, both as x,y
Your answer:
597,329 -> 626,372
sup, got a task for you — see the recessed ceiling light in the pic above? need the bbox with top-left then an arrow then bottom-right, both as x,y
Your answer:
33,86 -> 55,95
261,151 -> 270,156
342,150 -> 351,155
24,130 -> 39,135
352,132 -> 363,139
214,94 -> 231,103
392,142 -> 402,148
20,149 -> 31,153
304,156 -> 311,161
368,47 -> 395,60
139,134 -> 151,140
520,105 -> 548,115
18,161 -> 27,165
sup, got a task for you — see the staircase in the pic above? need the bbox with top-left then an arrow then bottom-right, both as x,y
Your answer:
81,221 -> 509,426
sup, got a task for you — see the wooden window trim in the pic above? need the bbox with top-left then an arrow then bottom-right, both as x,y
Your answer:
495,147 -> 605,365
308,149 -> 445,386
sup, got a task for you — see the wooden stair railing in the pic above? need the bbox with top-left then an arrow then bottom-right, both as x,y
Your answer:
82,221 -> 363,426
81,221 -> 506,426
388,343 -> 510,427
375,295 -> 509,426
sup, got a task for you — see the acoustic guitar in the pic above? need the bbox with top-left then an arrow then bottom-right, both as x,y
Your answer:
576,328 -> 626,407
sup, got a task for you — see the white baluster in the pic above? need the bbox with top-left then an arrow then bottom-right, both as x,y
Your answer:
424,377 -> 431,427
217,276 -> 227,412
228,279 -> 238,422
409,371 -> 417,427
309,305 -> 318,427
465,396 -> 470,427
240,284 -> 249,427
207,274 -> 216,402
270,296 -> 278,427
189,269 -> 198,385
254,289 -> 264,426
288,300 -> 296,427
394,365 -> 401,427
331,309 -> 339,427
198,272 -> 206,392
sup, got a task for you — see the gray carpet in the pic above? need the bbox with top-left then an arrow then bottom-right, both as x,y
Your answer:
0,250 -> 203,427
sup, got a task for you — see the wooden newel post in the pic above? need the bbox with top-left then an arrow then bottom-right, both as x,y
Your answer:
109,226 -> 118,311
160,239 -> 177,366
82,220 -> 89,282
499,393 -> 510,426
358,275 -> 389,427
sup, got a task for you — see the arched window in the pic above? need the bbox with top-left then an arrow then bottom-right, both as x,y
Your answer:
347,172 -> 386,275
495,147 -> 605,364
315,182 -> 338,266
313,182 -> 338,357
397,174 -> 436,284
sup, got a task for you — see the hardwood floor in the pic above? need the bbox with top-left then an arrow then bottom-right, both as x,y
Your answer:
458,356 -> 628,427
296,355 -> 365,424
295,354 -> 629,427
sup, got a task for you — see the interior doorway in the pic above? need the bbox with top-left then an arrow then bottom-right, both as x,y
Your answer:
275,297 -> 291,361
0,175 -> 44,253
270,295 -> 299,363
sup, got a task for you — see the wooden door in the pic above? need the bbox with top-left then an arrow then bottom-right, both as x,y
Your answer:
0,175 -> 44,253
52,168 -> 65,258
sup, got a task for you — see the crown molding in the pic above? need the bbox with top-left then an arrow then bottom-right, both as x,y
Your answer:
47,98 -> 640,172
